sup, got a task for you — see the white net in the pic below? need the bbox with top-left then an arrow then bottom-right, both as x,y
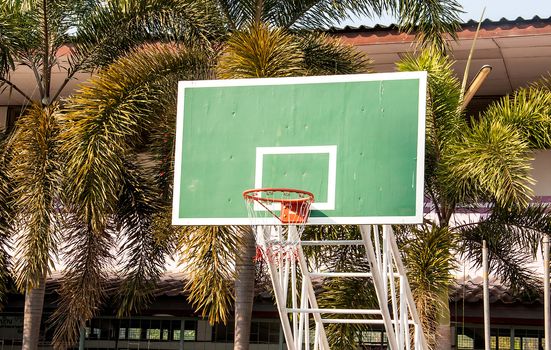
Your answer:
243,188 -> 314,264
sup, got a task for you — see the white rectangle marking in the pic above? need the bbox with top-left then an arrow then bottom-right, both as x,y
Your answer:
254,146 -> 337,211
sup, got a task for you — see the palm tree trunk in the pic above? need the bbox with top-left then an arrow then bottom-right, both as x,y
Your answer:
435,292 -> 452,350
234,228 -> 256,350
22,273 -> 47,350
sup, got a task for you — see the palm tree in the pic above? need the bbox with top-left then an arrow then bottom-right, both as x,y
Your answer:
0,0 -> 220,349
213,23 -> 371,350
56,2 -> 464,349
1,1 -> 464,348
202,2 -> 462,348
58,23 -> 371,350
311,48 -> 551,349
396,48 -> 551,349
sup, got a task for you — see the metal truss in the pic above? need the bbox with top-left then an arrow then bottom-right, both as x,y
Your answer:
255,224 -> 428,350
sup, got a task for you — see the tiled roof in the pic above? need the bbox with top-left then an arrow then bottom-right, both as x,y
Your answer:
450,276 -> 543,305
329,15 -> 551,32
40,272 -> 544,305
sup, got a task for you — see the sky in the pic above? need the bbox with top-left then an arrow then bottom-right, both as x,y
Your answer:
337,0 -> 551,27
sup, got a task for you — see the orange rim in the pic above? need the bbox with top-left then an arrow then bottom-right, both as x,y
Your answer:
242,188 -> 314,204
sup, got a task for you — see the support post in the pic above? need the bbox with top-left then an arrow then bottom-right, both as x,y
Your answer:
386,227 -> 429,350
79,327 -> 85,350
544,235 -> 550,350
482,240 -> 490,350
360,225 -> 400,350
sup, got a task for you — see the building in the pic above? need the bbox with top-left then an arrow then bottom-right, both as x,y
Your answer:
1,16 -> 551,350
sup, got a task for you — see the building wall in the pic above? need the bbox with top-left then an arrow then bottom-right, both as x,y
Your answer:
0,106 -> 7,131
532,150 -> 551,196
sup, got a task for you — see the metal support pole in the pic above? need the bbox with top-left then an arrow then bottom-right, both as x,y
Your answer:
482,240 -> 490,350
79,327 -> 85,350
544,235 -> 550,350
360,225 -> 400,350
386,227 -> 429,350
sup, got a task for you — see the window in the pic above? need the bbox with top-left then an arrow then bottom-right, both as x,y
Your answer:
457,334 -> 474,349
3,106 -> 23,134
249,321 -> 280,344
357,328 -> 388,349
457,326 -> 544,350
128,328 -> 141,340
213,323 -> 234,342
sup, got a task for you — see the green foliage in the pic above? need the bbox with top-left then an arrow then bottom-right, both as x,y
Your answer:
397,0 -> 462,52
0,135 -> 14,307
440,118 -> 534,208
178,226 -> 240,325
297,32 -> 371,75
318,277 -> 378,348
69,0 -> 224,71
54,43 -> 213,347
396,223 -> 455,349
482,86 -> 551,149
396,48 -> 551,348
113,162 -> 172,318
397,48 -> 464,213
7,104 -> 61,291
217,24 -> 304,78
457,204 -> 551,294
214,0 -> 462,48
217,25 -> 371,79
0,1 -> 464,347
50,214 -> 114,349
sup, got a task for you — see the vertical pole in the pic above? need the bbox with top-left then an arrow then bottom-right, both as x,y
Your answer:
258,226 -> 297,350
483,240 -> 490,350
79,327 -> 85,350
360,225 -> 400,350
386,226 -> 429,350
279,323 -> 284,350
544,235 -> 550,350
179,320 -> 185,350
295,244 -> 331,350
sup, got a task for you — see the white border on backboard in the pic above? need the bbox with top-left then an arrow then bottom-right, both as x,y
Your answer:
172,71 -> 427,225
254,145 -> 337,211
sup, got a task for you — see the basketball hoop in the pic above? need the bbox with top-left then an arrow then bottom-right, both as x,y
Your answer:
243,188 -> 314,264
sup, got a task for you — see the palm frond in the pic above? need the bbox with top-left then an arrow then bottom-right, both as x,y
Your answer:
296,32 -> 371,75
271,0 -> 392,29
67,0 -> 223,73
397,223 -> 456,349
7,104 -> 61,291
215,0 -> 256,28
317,277 -> 378,348
456,203 -> 551,294
217,24 -> 304,78
397,48 -> 463,149
54,42 -> 211,347
397,0 -> 462,52
439,118 -> 534,208
115,160 -> 173,317
0,1 -> 26,76
59,43 -> 212,232
144,89 -> 178,202
397,48 -> 464,215
481,86 -> 551,149
0,135 -> 13,307
179,225 -> 240,324
302,225 -> 364,272
0,0 -> 40,98
50,215 -> 114,349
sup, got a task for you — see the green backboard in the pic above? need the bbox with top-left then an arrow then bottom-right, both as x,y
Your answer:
172,72 -> 426,225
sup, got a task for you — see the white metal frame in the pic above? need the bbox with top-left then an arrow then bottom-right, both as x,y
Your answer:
254,224 -> 428,350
